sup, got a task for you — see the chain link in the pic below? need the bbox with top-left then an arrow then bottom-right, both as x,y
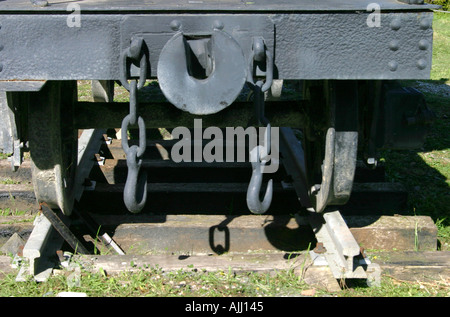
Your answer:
247,37 -> 273,94
120,37 -> 148,213
120,38 -> 148,91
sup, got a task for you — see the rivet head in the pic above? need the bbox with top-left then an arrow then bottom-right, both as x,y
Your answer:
417,59 -> 427,70
420,19 -> 431,30
170,20 -> 182,31
213,20 -> 224,30
389,40 -> 399,51
418,39 -> 429,50
388,61 -> 398,72
390,18 -> 401,31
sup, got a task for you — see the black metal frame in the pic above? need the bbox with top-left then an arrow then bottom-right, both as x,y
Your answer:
0,0 -> 437,82
0,0 -> 438,215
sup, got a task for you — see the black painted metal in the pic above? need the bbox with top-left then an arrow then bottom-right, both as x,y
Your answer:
40,203 -> 90,255
371,81 -> 436,150
0,0 -> 438,216
27,81 -> 78,216
0,1 -> 436,81
279,127 -> 312,209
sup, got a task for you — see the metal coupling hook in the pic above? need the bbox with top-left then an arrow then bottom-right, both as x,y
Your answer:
123,145 -> 148,213
246,125 -> 273,214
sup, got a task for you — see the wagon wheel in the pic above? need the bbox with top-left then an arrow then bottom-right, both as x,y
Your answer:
28,81 -> 78,216
302,80 -> 359,213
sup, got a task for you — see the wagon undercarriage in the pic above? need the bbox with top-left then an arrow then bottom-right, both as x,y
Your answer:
0,0 -> 438,285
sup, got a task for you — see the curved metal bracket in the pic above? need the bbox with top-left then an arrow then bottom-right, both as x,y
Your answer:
314,128 -> 335,213
313,128 -> 358,213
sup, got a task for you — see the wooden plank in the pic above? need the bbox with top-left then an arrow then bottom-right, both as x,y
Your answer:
370,251 -> 450,284
348,215 -> 437,251
70,251 -> 449,287
72,252 -> 309,275
86,214 -> 436,254
86,214 -> 314,255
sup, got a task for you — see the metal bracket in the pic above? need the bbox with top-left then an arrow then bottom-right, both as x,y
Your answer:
313,128 -> 359,213
157,27 -> 247,115
279,127 -> 312,209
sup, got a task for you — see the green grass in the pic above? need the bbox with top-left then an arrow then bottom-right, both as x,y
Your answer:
0,265 -> 447,297
0,153 -> 11,160
0,266 -> 319,297
426,0 -> 450,13
431,12 -> 450,82
340,277 -> 449,297
0,208 -> 28,217
0,177 -> 20,185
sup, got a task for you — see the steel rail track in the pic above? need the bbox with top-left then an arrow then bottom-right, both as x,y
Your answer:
15,129 -> 111,281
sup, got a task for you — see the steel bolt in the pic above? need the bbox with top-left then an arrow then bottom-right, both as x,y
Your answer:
170,20 -> 182,31
420,18 -> 431,30
367,157 -> 377,166
313,242 -> 327,254
388,60 -> 398,72
56,250 -> 65,262
310,184 -> 321,195
390,18 -> 401,31
360,247 -> 366,258
213,20 -> 224,30
417,59 -> 427,70
418,39 -> 429,50
388,40 -> 399,51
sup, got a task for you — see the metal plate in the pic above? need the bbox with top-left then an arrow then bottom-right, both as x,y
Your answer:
157,30 -> 247,114
0,11 -> 434,80
121,15 -> 274,79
